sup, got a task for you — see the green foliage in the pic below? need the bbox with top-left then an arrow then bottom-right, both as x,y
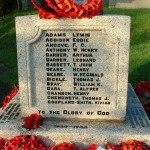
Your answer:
104,8 -> 150,85
0,0 -> 17,17
0,8 -> 150,86
0,10 -> 37,86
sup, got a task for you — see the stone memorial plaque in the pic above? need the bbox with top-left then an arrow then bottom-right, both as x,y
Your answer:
16,15 -> 130,121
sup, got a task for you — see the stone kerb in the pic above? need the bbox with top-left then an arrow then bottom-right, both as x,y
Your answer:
16,15 -> 130,121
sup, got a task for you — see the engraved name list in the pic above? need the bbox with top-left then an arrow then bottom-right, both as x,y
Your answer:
34,29 -> 119,119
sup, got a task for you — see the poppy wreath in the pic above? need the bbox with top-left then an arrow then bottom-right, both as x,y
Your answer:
0,137 -> 150,150
134,81 -> 150,116
134,81 -> 150,98
32,0 -> 103,19
4,135 -> 49,150
1,85 -> 19,110
24,113 -> 43,129
50,142 -> 82,150
106,139 -> 150,150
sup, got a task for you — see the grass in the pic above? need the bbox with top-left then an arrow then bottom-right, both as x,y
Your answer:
0,9 -> 37,105
0,8 -> 150,88
0,10 -> 37,87
104,8 -> 150,85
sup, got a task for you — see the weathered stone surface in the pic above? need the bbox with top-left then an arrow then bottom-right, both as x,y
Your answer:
16,15 -> 130,121
0,84 -> 150,147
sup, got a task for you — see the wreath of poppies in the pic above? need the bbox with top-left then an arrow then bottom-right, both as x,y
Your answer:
134,81 -> 150,116
0,136 -> 149,150
134,81 -> 150,98
1,85 -> 19,110
32,0 -> 103,19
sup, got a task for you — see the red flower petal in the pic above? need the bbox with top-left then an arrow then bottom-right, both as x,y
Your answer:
86,144 -> 99,150
32,0 -> 103,19
24,113 -> 43,129
1,85 -> 19,110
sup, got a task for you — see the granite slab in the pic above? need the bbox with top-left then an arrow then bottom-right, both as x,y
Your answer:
0,84 -> 149,148
16,15 -> 130,121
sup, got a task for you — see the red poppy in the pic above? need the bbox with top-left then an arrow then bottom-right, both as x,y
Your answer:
134,81 -> 150,98
24,113 -> 43,129
4,135 -> 49,150
32,0 -> 103,19
0,137 -> 6,150
33,0 -> 60,18
106,140 -> 150,150
51,142 -> 82,150
134,81 -> 150,116
1,85 -> 19,110
86,144 -> 99,150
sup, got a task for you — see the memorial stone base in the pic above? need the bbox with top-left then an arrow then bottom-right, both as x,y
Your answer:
0,84 -> 149,148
